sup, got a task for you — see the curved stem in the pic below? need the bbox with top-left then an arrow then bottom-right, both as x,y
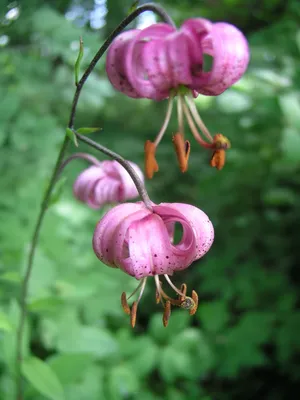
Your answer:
58,152 -> 103,176
16,3 -> 173,399
75,131 -> 153,210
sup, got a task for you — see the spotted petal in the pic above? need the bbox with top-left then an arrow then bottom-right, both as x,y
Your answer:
93,202 -> 147,267
116,205 -> 197,278
162,202 -> 214,259
181,18 -> 250,95
124,23 -> 176,100
106,30 -> 142,98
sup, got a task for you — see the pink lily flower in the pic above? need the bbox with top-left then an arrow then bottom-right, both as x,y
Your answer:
106,19 -> 250,176
73,160 -> 144,209
92,201 -> 214,327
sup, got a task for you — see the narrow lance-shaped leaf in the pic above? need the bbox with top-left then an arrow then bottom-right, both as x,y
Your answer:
66,127 -> 78,147
22,357 -> 65,400
74,37 -> 84,86
76,127 -> 102,135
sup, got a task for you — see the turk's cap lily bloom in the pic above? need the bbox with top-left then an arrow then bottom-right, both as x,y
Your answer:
92,201 -> 214,327
73,160 -> 144,209
106,19 -> 249,176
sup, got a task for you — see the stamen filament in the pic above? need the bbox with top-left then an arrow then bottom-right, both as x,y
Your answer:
127,279 -> 144,300
154,96 -> 174,146
186,94 -> 214,142
154,275 -> 165,306
164,274 -> 186,298
182,102 -> 212,148
177,95 -> 184,135
137,277 -> 147,304
154,275 -> 181,306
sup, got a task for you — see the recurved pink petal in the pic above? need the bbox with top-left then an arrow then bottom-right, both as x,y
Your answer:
153,204 -> 197,270
106,30 -> 142,98
74,161 -> 143,209
93,202 -> 214,278
182,18 -> 250,95
124,23 -> 175,100
93,177 -> 120,206
116,208 -> 196,278
141,38 -> 173,92
161,203 -> 214,260
93,202 -> 147,267
166,30 -> 193,88
73,166 -> 105,208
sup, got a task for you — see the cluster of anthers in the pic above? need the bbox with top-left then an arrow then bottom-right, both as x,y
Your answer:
121,278 -> 198,328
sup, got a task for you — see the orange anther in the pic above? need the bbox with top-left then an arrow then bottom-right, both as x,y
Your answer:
179,283 -> 187,302
121,292 -> 130,315
144,140 -> 159,179
163,300 -> 171,327
210,149 -> 226,170
130,301 -> 138,328
189,290 -> 199,316
172,133 -> 190,173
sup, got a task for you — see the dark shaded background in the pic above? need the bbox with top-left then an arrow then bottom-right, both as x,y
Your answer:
1,0 -> 300,399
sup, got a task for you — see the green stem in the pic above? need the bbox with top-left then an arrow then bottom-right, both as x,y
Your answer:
15,136 -> 69,399
15,4 -> 174,399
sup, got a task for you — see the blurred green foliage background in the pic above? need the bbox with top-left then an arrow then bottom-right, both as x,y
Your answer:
1,0 -> 300,399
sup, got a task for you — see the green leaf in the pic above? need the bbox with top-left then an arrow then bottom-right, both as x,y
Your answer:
198,301 -> 229,333
74,37 -> 84,86
76,127 -> 101,134
279,92 -> 300,129
159,346 -> 191,382
66,127 -> 78,147
22,357 -> 65,400
127,337 -> 158,377
48,354 -> 94,384
1,300 -> 30,370
57,324 -> 119,359
0,311 -> 13,332
108,364 -> 139,400
281,127 -> 300,166
149,311 -> 190,343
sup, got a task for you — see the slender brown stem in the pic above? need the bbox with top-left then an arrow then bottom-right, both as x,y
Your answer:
15,3 -> 174,399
